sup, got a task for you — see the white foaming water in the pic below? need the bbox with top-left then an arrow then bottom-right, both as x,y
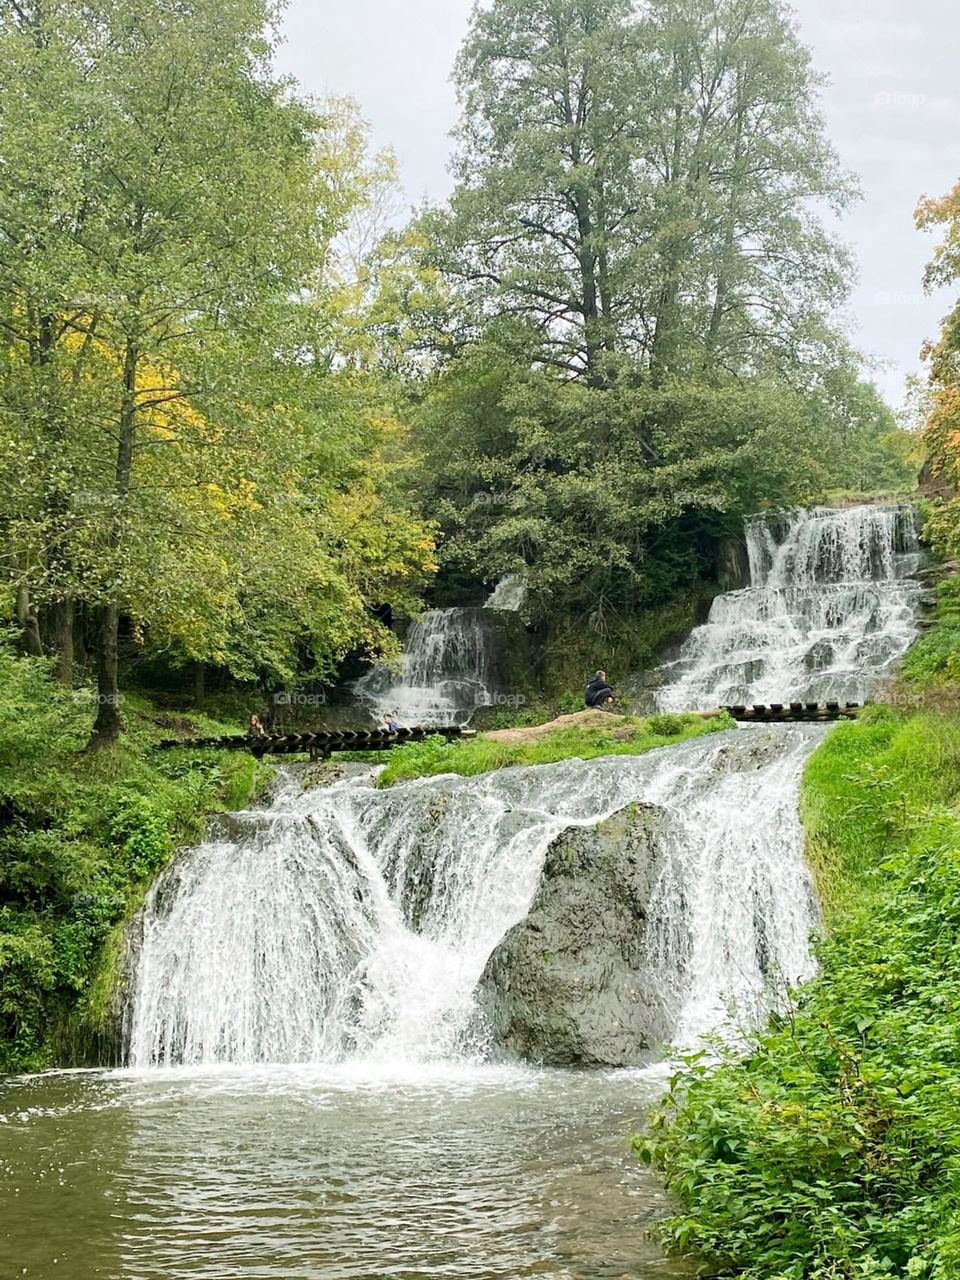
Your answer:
486,573 -> 528,612
127,503 -> 923,1069
655,504 -> 922,711
352,608 -> 497,727
127,730 -> 818,1067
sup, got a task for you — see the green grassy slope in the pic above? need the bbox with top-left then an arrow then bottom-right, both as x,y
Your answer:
376,711 -> 735,787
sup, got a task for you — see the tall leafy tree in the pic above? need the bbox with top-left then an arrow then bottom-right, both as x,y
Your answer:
427,0 -> 856,386
0,2 -> 436,739
915,182 -> 960,554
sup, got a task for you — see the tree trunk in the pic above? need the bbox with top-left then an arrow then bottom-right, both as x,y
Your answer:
91,603 -> 122,744
90,329 -> 139,748
51,597 -> 74,685
706,74 -> 746,362
16,585 -> 44,657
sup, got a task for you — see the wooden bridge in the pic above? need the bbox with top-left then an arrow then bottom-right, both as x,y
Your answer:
157,703 -> 863,758
157,724 -> 477,759
722,702 -> 863,723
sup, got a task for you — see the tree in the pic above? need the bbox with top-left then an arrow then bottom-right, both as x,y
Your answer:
0,3 -> 436,740
915,182 -> 960,555
425,0 -> 856,387
413,342 -> 888,618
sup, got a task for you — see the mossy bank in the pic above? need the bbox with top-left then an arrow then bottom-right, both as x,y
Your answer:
0,645 -> 273,1072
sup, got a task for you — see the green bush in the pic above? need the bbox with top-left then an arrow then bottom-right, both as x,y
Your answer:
639,708 -> 960,1280
0,642 -> 270,1070
645,712 -> 689,737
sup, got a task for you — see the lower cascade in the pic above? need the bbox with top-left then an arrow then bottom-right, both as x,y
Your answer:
125,503 -> 923,1069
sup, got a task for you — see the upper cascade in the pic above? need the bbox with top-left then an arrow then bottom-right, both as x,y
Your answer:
655,504 -> 923,712
485,574 -> 528,612
352,608 -> 498,727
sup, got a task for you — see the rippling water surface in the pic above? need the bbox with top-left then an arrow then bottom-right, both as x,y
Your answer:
0,1065 -> 688,1280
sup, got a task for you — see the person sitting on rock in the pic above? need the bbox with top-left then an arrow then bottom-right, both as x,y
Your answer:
247,714 -> 269,738
585,671 -> 616,709
383,713 -> 401,734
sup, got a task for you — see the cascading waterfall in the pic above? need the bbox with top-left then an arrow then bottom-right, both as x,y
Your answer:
485,573 -> 528,612
656,504 -> 922,711
126,503 -> 924,1069
352,608 -> 498,726
126,729 -> 819,1067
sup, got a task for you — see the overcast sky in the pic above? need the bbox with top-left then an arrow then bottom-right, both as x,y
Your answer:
276,0 -> 959,412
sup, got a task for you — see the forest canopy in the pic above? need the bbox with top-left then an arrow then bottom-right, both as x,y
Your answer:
0,0 -> 917,733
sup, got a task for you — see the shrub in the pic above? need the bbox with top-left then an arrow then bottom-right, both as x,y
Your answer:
0,642 -> 268,1070
645,712 -> 690,737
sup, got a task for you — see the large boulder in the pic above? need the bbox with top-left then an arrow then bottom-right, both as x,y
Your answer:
478,802 -> 685,1067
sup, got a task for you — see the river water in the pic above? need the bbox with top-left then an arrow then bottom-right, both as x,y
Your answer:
0,504 -> 923,1280
1,1065 -> 683,1280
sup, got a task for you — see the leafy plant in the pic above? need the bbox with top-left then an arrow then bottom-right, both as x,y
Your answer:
640,707 -> 960,1279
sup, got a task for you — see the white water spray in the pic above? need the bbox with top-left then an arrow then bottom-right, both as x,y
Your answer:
485,574 -> 528,612
655,504 -> 922,711
352,609 -> 498,727
127,504 -> 923,1068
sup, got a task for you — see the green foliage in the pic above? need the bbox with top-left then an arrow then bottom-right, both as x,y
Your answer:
644,713 -> 689,738
377,711 -> 734,787
0,645 -> 270,1071
405,0 -> 914,617
640,706 -> 960,1279
433,0 -> 856,383
902,575 -> 960,688
413,348 -> 911,623
0,2 -> 435,721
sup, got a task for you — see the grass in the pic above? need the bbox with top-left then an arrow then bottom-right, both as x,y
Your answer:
0,643 -> 274,1071
639,702 -> 960,1279
376,710 -> 735,787
901,574 -> 960,694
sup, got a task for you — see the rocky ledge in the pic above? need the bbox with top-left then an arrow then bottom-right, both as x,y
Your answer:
478,802 -> 683,1068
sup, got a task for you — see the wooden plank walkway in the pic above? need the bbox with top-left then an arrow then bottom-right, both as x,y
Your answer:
157,725 -> 476,758
724,702 -> 862,723
157,704 -> 863,757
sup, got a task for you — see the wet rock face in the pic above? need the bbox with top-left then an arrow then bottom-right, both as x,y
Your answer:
478,803 -> 681,1068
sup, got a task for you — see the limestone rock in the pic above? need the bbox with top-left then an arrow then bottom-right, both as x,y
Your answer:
478,802 -> 686,1067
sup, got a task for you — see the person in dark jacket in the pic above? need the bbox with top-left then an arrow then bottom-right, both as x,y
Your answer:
585,671 -> 616,709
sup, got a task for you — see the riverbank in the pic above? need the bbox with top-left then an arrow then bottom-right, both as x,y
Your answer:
376,709 -> 734,786
640,621 -> 960,1275
0,644 -> 273,1072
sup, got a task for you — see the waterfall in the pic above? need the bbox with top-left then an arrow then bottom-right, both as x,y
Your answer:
352,608 -> 497,727
655,504 -> 922,711
485,573 -> 528,612
126,730 -> 819,1067
126,503 -> 923,1069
